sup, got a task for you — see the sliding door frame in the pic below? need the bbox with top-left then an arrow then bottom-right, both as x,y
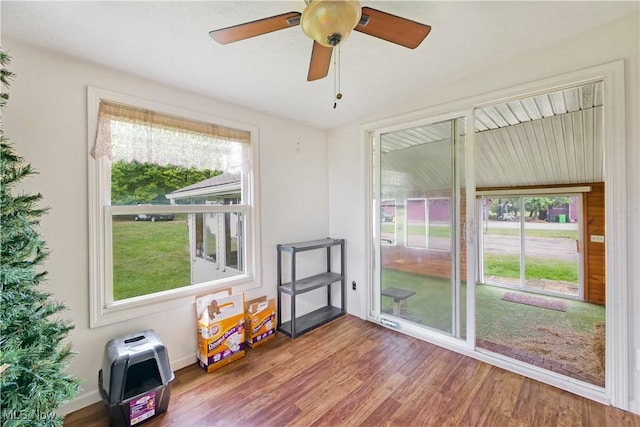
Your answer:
369,109 -> 476,348
361,60 -> 627,410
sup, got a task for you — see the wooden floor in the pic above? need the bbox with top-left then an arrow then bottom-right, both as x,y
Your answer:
65,315 -> 640,427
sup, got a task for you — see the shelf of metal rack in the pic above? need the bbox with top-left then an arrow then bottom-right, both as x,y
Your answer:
276,238 -> 345,338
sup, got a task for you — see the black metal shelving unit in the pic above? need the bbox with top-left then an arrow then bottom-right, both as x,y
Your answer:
277,238 -> 345,338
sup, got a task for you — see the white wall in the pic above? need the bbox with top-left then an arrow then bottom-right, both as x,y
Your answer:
2,39 -> 330,413
327,125 -> 367,316
328,12 -> 640,413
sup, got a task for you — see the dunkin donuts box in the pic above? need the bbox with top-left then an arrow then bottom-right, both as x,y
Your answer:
244,296 -> 276,348
196,290 -> 245,372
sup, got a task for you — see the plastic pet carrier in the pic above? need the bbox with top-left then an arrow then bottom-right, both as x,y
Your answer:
99,330 -> 175,427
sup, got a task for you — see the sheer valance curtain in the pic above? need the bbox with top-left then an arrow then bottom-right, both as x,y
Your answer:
91,100 -> 251,171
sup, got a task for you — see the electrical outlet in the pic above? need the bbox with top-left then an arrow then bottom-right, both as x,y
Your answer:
352,281 -> 357,290
590,235 -> 605,243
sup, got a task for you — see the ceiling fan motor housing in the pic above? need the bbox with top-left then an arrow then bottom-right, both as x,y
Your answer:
301,0 -> 362,47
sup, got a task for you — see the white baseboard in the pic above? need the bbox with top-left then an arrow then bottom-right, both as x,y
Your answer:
60,390 -> 101,416
60,352 -> 197,416
171,353 -> 197,371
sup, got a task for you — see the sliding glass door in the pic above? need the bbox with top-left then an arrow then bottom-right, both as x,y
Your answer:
366,74 -> 619,397
374,117 -> 467,338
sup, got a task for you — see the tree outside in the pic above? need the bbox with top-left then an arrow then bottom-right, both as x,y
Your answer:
111,160 -> 221,205
486,196 -> 571,221
526,196 -> 570,220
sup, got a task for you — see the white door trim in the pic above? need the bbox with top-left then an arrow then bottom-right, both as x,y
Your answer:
360,60 -> 628,410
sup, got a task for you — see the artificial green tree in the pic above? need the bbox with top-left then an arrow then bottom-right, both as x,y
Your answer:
0,50 -> 79,426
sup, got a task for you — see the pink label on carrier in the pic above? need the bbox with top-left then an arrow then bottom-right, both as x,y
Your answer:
129,390 -> 156,426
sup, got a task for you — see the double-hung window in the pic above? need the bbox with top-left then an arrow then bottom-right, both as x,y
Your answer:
88,88 -> 260,327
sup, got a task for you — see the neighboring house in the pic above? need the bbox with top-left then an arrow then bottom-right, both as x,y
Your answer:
166,173 -> 243,285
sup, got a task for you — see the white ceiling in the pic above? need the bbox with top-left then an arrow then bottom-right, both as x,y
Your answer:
1,1 -> 638,130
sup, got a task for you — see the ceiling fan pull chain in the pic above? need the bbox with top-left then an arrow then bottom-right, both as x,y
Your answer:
333,44 -> 343,109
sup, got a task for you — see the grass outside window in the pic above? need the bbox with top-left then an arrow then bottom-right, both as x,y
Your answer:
383,223 -> 578,240
483,253 -> 579,283
381,270 -> 602,337
112,218 -> 190,300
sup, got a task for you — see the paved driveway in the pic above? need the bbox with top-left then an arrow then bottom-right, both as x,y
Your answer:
482,234 -> 578,261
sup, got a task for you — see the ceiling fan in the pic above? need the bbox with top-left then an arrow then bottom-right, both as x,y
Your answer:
209,0 -> 432,82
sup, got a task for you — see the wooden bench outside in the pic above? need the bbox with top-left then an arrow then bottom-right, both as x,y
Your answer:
381,287 -> 416,316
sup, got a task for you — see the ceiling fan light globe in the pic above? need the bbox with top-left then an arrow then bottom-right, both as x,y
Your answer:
301,0 -> 362,47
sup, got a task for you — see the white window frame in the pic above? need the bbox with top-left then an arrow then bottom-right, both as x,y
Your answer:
404,196 -> 455,252
87,87 -> 261,327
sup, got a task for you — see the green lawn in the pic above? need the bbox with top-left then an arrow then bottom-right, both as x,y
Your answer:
381,268 -> 605,384
382,223 -> 577,240
381,223 -> 397,234
484,227 -> 577,240
112,218 -> 577,301
483,253 -> 579,283
112,219 -> 190,300
473,283 -> 604,339
381,269 -> 604,340
381,269 -> 457,333
408,224 -> 451,238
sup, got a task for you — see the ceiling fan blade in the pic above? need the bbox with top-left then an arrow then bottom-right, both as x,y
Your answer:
355,7 -> 431,49
210,11 -> 301,44
307,41 -> 333,81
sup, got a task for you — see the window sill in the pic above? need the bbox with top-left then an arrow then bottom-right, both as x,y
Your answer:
90,274 -> 260,328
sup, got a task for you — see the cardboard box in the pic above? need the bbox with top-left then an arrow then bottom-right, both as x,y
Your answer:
196,290 -> 245,372
244,296 -> 277,348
